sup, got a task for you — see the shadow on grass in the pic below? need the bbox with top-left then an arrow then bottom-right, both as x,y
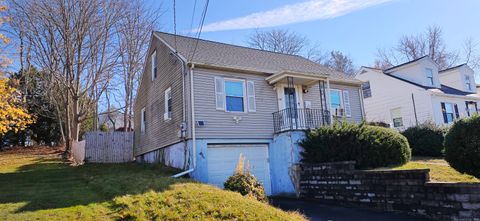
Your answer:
0,156 -> 188,213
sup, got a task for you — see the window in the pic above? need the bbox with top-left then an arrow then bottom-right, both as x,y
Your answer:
329,89 -> 350,117
390,108 -> 403,128
330,90 -> 342,115
164,87 -> 172,120
215,77 -> 255,112
141,107 -> 146,133
151,50 -> 157,81
441,102 -> 457,124
362,81 -> 372,98
465,75 -> 472,91
425,68 -> 434,86
225,80 -> 245,112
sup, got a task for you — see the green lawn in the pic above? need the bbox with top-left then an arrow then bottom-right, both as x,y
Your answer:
0,147 -> 305,221
389,157 -> 480,183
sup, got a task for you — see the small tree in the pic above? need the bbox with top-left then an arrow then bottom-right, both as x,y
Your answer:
224,154 -> 267,202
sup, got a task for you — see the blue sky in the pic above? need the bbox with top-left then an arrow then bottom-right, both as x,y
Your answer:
153,0 -> 480,67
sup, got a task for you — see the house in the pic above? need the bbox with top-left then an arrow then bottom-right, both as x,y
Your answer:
133,31 -> 364,195
356,56 -> 480,130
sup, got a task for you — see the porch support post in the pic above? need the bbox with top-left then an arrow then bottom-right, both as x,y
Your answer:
287,76 -> 295,130
326,79 -> 333,124
318,80 -> 325,125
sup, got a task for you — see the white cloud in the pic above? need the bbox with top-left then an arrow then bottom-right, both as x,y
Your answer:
199,0 -> 392,32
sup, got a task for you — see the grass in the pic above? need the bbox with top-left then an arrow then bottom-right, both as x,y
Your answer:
388,157 -> 480,183
0,147 -> 305,221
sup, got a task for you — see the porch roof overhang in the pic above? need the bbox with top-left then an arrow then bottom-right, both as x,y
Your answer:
265,71 -> 328,86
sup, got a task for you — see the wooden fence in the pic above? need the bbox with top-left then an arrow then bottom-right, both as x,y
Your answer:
84,131 -> 134,163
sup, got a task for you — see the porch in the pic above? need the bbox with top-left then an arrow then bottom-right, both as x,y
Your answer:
272,108 -> 330,133
266,71 -> 332,134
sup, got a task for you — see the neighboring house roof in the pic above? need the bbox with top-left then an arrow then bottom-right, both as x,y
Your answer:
361,66 -> 478,97
439,63 -> 467,73
383,55 -> 430,73
154,31 -> 357,82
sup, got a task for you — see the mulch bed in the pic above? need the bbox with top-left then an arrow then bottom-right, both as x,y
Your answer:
0,145 -> 65,156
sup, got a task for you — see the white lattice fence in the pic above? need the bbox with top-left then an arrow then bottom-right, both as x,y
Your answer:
84,132 -> 134,163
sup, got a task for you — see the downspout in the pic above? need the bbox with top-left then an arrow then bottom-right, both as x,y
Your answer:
172,63 -> 196,178
358,88 -> 366,121
411,93 -> 419,126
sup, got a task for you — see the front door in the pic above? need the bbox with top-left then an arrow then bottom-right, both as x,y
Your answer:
276,84 -> 303,130
277,84 -> 303,110
284,87 -> 297,110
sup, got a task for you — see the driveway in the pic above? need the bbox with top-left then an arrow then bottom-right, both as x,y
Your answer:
271,197 -> 430,221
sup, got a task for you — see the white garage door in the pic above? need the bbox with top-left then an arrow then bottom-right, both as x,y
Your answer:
207,144 -> 271,195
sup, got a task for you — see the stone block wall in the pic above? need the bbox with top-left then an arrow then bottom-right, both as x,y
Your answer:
299,161 -> 480,221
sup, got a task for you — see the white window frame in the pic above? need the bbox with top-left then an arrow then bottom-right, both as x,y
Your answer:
164,87 -> 172,121
141,107 -> 146,133
425,68 -> 434,86
151,50 -> 157,81
465,75 -> 472,91
224,78 -> 247,113
444,102 -> 455,123
390,107 -> 403,128
361,81 -> 372,98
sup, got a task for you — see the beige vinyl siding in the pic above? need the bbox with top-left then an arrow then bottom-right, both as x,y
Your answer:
134,36 -> 184,156
303,83 -> 325,109
330,83 -> 364,123
192,68 -> 277,139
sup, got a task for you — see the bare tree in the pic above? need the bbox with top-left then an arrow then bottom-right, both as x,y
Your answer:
248,29 -> 307,55
248,29 -> 356,74
116,1 -> 160,132
8,0 -> 126,156
374,25 -> 479,71
324,51 -> 355,75
463,38 -> 480,71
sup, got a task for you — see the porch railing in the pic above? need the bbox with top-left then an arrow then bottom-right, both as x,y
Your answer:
272,108 -> 330,134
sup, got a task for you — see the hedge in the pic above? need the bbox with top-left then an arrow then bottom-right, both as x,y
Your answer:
300,122 -> 411,169
402,122 -> 445,157
445,115 -> 480,178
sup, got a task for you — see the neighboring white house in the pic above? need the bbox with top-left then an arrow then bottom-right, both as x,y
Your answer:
356,56 -> 480,130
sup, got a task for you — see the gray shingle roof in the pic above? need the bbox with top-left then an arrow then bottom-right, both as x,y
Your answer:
154,31 -> 357,82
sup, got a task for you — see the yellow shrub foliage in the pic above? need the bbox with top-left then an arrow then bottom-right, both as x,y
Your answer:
0,78 -> 33,135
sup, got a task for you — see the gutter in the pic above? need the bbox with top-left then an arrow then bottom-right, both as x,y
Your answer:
172,63 -> 196,178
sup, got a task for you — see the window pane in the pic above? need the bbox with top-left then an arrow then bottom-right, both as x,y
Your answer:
445,103 -> 453,113
225,81 -> 243,97
330,91 -> 341,108
425,69 -> 434,85
446,114 -> 454,123
393,118 -> 403,127
226,96 -> 244,112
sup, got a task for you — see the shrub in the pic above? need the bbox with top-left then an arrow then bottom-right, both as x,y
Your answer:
224,154 -> 267,202
445,115 -> 480,178
401,122 -> 445,157
300,122 -> 411,169
366,121 -> 390,128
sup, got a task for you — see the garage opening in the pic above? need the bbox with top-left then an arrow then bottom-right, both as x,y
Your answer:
207,143 -> 272,195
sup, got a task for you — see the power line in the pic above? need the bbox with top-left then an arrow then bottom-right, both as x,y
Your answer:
173,0 -> 178,52
189,0 -> 210,62
188,0 -> 198,38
